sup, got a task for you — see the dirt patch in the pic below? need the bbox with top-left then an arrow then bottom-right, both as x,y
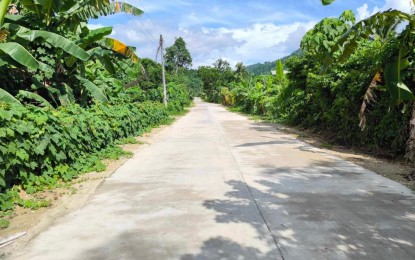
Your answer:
0,123 -> 171,255
271,123 -> 415,191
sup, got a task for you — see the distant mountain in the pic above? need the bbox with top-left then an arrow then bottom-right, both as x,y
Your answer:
247,49 -> 303,76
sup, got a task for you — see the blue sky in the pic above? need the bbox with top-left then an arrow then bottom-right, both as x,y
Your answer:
90,0 -> 412,67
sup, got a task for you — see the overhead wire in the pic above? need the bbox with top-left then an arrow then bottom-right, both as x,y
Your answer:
135,0 -> 159,40
134,0 -> 163,61
117,0 -> 157,43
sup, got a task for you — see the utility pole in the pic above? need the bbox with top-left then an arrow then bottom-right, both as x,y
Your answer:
158,35 -> 167,107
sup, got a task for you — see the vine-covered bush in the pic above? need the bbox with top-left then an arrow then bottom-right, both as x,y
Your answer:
0,101 -> 169,193
282,41 -> 412,156
167,82 -> 192,114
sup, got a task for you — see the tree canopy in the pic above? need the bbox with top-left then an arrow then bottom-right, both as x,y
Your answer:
165,37 -> 192,74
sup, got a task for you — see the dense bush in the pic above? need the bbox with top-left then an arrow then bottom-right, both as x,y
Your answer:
167,82 -> 192,114
0,2 -> 198,223
201,10 -> 415,160
282,47 -> 412,155
0,101 -> 169,193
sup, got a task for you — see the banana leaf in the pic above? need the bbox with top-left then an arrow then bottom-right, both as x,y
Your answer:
81,26 -> 113,48
0,88 -> 22,105
0,0 -> 11,27
0,42 -> 38,70
76,76 -> 109,104
16,30 -> 90,61
17,90 -> 53,108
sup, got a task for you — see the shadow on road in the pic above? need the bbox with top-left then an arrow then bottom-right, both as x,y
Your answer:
180,237 -> 279,260
189,159 -> 415,259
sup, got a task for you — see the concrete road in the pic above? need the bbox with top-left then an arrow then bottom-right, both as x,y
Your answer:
13,99 -> 415,260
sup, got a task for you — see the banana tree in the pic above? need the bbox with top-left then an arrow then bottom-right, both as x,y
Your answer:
0,0 -> 38,71
0,8 -> 90,103
321,0 -> 415,161
0,0 -> 94,105
1,1 -> 143,106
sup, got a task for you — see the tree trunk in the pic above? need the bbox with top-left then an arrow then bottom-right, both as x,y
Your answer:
406,101 -> 415,162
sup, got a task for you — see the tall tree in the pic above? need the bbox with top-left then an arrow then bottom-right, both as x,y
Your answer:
234,62 -> 248,80
165,37 -> 192,74
213,58 -> 231,72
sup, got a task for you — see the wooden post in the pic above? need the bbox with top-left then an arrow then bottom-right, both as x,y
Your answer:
160,35 -> 167,107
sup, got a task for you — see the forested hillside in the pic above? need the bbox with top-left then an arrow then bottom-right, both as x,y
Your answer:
246,49 -> 303,75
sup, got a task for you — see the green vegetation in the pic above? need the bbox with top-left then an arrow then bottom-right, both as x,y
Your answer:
0,101 -> 170,193
0,1 -> 198,221
246,49 -> 302,76
165,37 -> 193,74
201,7 -> 415,162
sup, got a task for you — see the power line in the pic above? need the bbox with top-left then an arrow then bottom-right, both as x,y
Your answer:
135,0 -> 159,42
134,0 -> 167,61
112,1 -> 160,61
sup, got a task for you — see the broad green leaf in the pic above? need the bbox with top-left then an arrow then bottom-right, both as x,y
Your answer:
63,1 -> 142,27
17,90 -> 53,108
16,30 -> 90,61
332,9 -> 409,65
38,61 -> 54,73
98,54 -> 116,74
0,42 -> 39,70
384,49 -> 415,102
338,40 -> 357,63
0,88 -> 22,105
34,137 -> 50,155
321,0 -> 336,5
16,149 -> 29,161
81,27 -> 113,48
66,26 -> 112,67
57,83 -> 75,106
76,76 -> 109,104
395,82 -> 414,102
0,0 -> 11,27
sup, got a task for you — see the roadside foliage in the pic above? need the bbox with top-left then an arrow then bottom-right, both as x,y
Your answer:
0,1 -> 198,221
200,6 -> 415,164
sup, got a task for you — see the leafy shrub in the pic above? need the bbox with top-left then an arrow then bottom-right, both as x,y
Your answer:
167,82 -> 192,114
0,101 -> 169,195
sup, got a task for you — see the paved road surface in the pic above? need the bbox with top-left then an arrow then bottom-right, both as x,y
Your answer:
12,99 -> 415,259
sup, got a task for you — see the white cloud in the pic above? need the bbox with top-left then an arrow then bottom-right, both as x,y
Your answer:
357,0 -> 413,20
110,16 -> 316,68
357,4 -> 370,20
218,21 -> 316,64
383,0 -> 413,13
